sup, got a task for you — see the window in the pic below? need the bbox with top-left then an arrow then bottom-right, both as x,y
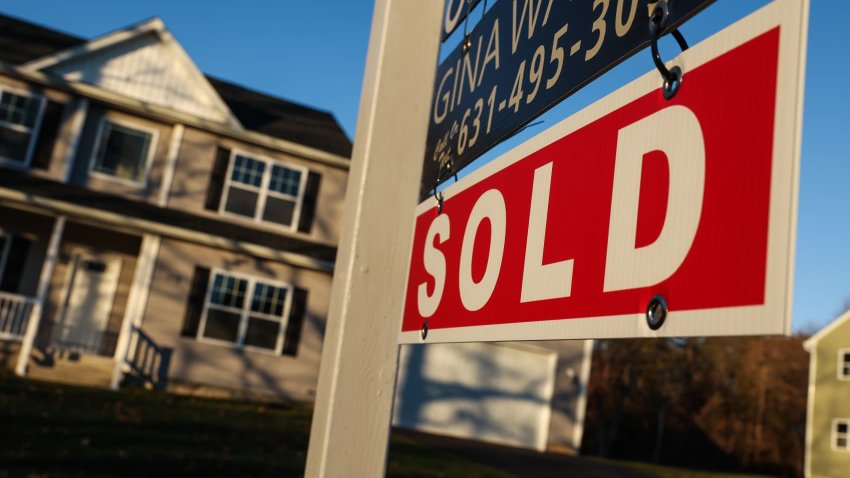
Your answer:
198,271 -> 292,353
221,152 -> 306,229
0,89 -> 45,165
839,348 -> 850,380
834,419 -> 850,452
91,119 -> 156,184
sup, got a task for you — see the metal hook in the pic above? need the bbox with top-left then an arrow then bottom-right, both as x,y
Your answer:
461,0 -> 473,54
434,190 -> 444,214
432,155 -> 458,215
649,2 -> 689,100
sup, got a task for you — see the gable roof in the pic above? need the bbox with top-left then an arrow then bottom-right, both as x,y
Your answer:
803,308 -> 850,351
0,14 -> 84,64
208,76 -> 352,158
0,13 -> 351,158
20,17 -> 243,129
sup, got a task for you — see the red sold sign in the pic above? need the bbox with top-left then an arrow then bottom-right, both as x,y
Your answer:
400,2 -> 807,344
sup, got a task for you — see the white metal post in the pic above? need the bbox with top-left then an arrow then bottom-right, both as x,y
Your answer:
304,1 -> 442,476
16,215 -> 66,376
110,234 -> 161,389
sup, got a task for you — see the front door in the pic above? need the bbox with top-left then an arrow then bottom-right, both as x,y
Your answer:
58,253 -> 122,353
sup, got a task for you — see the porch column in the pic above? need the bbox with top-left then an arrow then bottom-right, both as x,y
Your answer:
61,99 -> 89,183
157,124 -> 184,207
110,234 -> 161,390
15,215 -> 66,376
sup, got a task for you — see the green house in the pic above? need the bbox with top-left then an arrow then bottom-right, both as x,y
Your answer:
804,309 -> 850,478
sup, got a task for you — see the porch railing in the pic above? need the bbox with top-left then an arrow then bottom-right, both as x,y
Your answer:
124,326 -> 171,390
0,291 -> 36,341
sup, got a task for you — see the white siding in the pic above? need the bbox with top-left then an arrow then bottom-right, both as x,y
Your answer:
44,32 -> 232,124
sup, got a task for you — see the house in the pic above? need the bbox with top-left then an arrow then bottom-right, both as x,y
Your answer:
393,340 -> 592,453
0,14 -> 351,402
804,309 -> 850,477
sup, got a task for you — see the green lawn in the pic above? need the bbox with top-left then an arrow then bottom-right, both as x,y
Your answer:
0,375 -> 773,478
0,375 -> 511,477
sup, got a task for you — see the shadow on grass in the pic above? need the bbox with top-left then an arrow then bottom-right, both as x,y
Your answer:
0,375 -> 514,478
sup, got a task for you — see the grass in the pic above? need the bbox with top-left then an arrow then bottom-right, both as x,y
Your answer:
592,457 -> 776,478
0,374 -> 512,477
1,374 -> 774,478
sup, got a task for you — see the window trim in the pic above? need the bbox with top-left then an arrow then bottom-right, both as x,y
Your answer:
219,149 -> 308,231
832,418 -> 850,452
0,231 -> 11,283
0,86 -> 48,168
838,348 -> 850,381
196,268 -> 294,355
88,116 -> 159,187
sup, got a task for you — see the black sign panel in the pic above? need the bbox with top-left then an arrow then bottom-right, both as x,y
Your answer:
422,0 -> 715,196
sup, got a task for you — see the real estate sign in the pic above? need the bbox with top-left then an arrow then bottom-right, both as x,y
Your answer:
421,0 -> 716,195
400,0 -> 808,344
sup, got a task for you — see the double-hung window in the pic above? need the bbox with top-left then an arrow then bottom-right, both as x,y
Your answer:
0,88 -> 45,166
839,348 -> 850,380
834,418 -> 850,452
198,270 -> 292,353
90,119 -> 157,185
221,152 -> 306,229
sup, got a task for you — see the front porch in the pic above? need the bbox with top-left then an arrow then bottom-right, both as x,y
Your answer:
0,291 -> 36,341
0,205 -> 164,389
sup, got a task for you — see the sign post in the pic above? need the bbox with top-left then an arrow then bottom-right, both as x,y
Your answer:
303,1 -> 442,477
402,0 -> 809,344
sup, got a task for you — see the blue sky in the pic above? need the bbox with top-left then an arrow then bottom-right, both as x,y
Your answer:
3,1 -> 848,333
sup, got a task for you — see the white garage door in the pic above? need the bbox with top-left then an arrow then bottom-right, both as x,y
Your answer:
393,342 -> 557,451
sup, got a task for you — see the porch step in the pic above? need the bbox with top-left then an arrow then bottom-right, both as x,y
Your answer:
26,349 -> 114,389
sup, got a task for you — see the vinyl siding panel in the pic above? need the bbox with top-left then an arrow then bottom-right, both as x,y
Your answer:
165,126 -> 346,245
69,106 -> 172,203
43,32 -> 232,124
140,237 -> 331,402
810,318 -> 850,478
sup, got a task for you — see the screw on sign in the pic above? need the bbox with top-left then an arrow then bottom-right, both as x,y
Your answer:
401,0 -> 808,344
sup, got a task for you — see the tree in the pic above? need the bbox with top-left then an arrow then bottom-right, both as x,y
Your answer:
583,335 -> 809,476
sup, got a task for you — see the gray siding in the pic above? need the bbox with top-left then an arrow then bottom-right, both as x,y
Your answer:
165,126 -> 347,245
69,105 -> 173,203
141,237 -> 331,401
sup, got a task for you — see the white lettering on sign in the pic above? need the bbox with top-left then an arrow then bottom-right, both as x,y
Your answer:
418,104 -> 707,314
512,0 -> 545,54
459,189 -> 507,311
444,0 -> 465,38
603,105 -> 705,292
521,162 -> 574,303
418,213 -> 450,318
406,9 -> 804,343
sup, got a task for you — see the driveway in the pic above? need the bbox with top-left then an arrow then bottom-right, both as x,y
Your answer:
394,429 -> 656,478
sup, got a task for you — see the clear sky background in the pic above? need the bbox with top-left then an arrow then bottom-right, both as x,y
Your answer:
2,1 -> 847,334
